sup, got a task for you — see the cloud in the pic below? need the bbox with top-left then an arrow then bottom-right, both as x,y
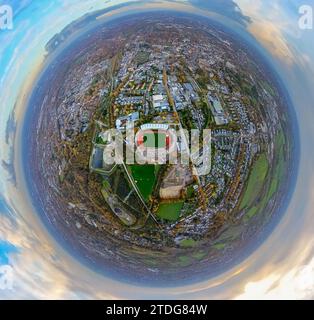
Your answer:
248,19 -> 295,65
233,159 -> 314,300
235,256 -> 314,300
0,241 -> 17,265
189,0 -> 251,26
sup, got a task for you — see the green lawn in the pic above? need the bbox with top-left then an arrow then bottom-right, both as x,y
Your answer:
156,201 -> 184,221
95,135 -> 106,145
180,238 -> 197,248
129,165 -> 160,201
212,243 -> 226,250
192,250 -> 207,260
240,153 -> 269,210
244,131 -> 287,222
178,255 -> 192,267
186,185 -> 195,198
244,206 -> 259,222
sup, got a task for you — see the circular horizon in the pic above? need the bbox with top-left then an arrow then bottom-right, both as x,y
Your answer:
0,1 -> 313,300
21,10 -> 299,286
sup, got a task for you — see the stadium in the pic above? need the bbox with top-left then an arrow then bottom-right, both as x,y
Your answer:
135,123 -> 178,160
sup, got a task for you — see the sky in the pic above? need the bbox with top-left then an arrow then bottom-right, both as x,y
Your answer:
0,0 -> 313,299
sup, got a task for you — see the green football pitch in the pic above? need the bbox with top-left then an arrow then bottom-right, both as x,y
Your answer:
129,165 -> 161,202
143,132 -> 166,148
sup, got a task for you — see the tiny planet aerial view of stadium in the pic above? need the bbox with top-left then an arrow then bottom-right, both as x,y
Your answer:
23,12 -> 296,284
1,0 -> 314,300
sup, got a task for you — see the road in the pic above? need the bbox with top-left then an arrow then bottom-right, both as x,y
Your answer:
163,67 -> 208,211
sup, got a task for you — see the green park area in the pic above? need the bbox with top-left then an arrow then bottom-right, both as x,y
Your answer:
244,132 -> 287,221
129,165 -> 160,201
239,153 -> 269,211
180,238 -> 197,248
156,201 -> 184,221
269,131 -> 286,196
212,243 -> 226,250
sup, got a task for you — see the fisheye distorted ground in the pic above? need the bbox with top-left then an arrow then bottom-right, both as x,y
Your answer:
22,12 -> 294,285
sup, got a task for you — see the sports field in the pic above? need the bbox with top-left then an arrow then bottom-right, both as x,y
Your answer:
129,165 -> 160,201
156,201 -> 184,221
143,132 -> 166,148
